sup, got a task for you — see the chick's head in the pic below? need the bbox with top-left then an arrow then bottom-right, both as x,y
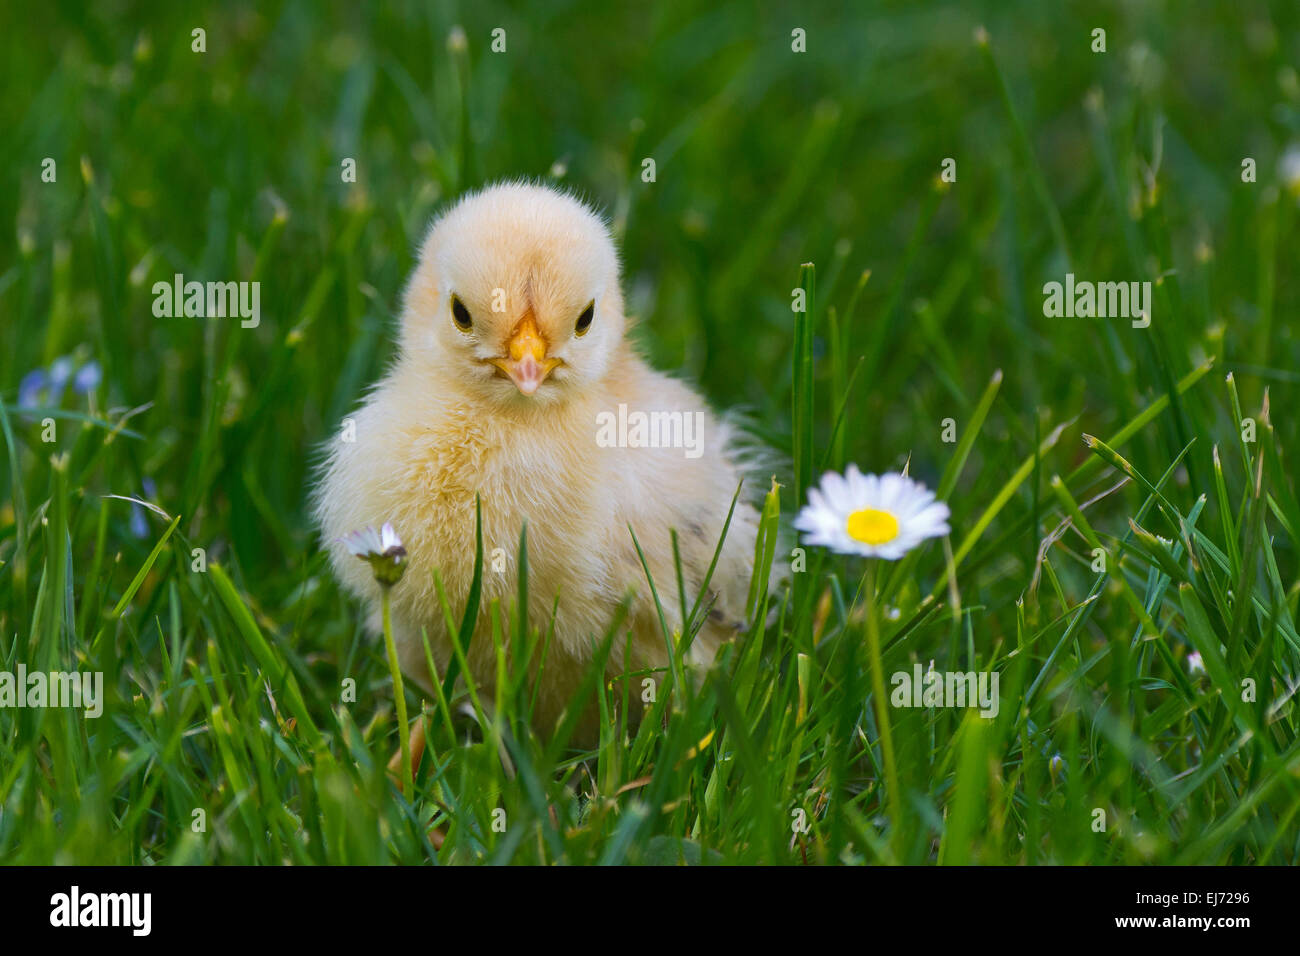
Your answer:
401,182 -> 626,407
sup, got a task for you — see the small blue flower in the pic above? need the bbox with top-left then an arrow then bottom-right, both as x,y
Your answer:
48,356 -> 73,387
18,369 -> 48,409
129,478 -> 159,539
129,503 -> 148,539
47,356 -> 74,406
73,361 -> 102,395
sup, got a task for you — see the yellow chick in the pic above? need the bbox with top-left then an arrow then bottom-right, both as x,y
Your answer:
314,181 -> 761,740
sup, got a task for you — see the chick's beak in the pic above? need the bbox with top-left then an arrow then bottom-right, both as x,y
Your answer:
490,312 -> 560,395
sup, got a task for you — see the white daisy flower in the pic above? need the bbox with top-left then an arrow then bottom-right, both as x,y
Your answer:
340,521 -> 407,587
794,465 -> 950,560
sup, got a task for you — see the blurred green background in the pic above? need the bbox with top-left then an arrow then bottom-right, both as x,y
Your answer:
3,1 -> 1297,576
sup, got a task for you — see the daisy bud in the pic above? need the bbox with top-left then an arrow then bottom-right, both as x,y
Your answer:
341,522 -> 408,588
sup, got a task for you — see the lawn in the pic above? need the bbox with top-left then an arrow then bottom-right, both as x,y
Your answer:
1,0 -> 1298,864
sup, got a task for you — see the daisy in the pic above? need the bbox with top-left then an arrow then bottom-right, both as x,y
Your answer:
340,521 -> 408,587
794,465 -> 950,559
342,521 -> 413,790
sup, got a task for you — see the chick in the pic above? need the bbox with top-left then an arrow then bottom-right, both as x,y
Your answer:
315,181 -> 762,741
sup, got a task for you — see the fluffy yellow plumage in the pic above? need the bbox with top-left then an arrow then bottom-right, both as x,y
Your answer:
314,181 -> 761,740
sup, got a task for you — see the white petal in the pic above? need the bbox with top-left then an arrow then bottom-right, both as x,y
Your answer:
380,521 -> 402,551
877,473 -> 908,512
897,487 -> 937,519
340,525 -> 382,557
794,495 -> 838,537
819,470 -> 854,513
844,464 -> 869,501
907,502 -> 951,538
860,471 -> 881,506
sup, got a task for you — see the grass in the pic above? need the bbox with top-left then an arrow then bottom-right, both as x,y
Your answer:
1,0 -> 1299,864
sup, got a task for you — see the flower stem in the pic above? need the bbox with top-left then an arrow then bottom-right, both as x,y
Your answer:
382,587 -> 413,793
863,559 -> 903,856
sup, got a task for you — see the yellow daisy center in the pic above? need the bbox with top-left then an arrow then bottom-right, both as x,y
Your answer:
846,508 -> 899,545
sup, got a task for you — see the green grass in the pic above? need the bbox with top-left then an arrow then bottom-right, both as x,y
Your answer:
2,0 -> 1299,864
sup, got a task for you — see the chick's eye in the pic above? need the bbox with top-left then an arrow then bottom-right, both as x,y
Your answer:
575,301 -> 595,336
450,296 -> 473,332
